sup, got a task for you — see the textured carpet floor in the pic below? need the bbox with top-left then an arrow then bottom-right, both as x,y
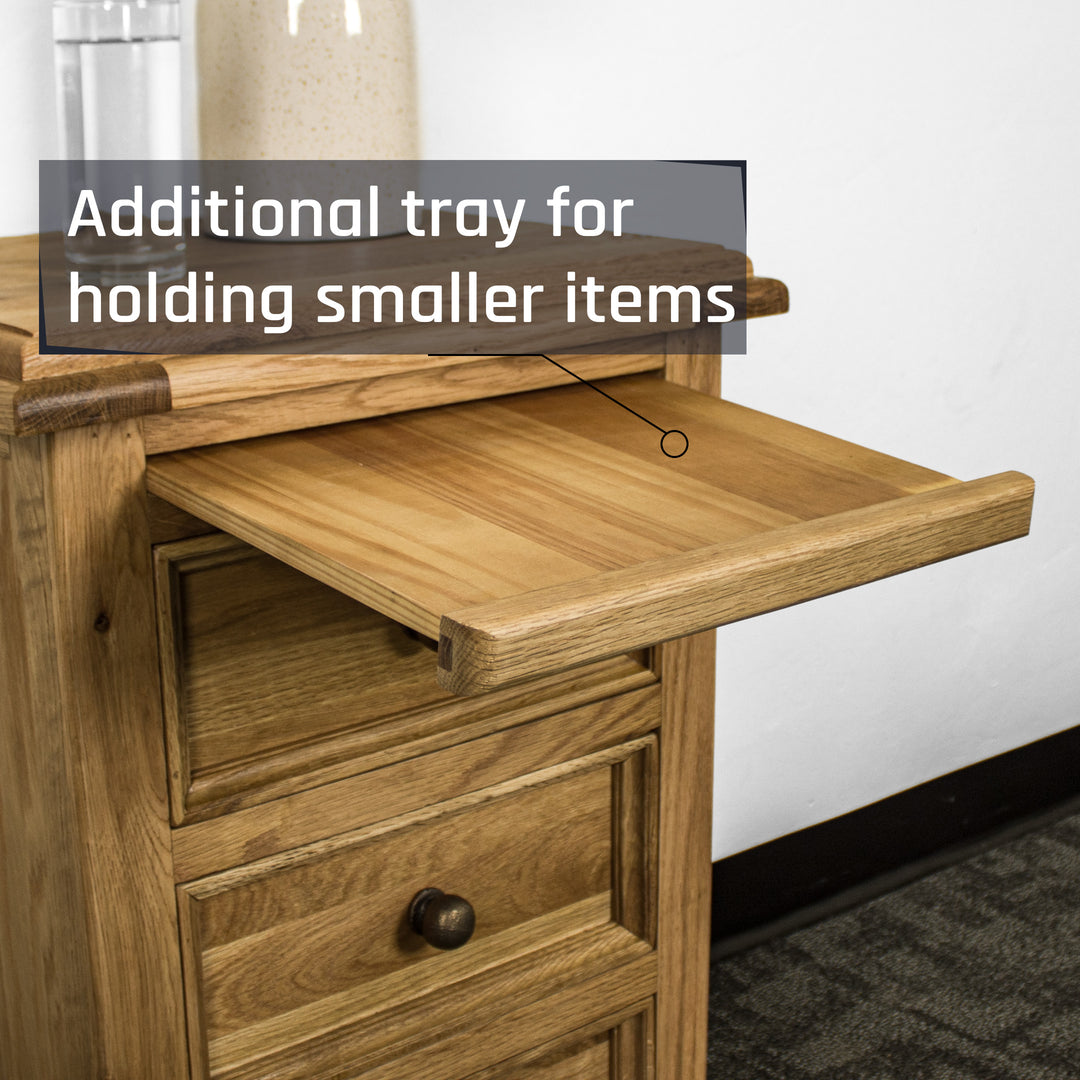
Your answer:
708,812 -> 1080,1079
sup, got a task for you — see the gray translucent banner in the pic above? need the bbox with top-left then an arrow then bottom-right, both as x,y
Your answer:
39,160 -> 747,356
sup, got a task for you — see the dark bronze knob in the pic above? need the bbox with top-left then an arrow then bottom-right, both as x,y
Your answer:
408,887 -> 476,950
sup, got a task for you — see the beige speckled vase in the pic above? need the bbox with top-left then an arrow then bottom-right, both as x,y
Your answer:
196,0 -> 419,160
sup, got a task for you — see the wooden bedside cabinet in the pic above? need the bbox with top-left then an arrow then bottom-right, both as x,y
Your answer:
158,532 -> 662,1079
0,233 -> 1032,1080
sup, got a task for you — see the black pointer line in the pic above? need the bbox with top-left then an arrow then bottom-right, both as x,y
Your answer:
428,352 -> 689,459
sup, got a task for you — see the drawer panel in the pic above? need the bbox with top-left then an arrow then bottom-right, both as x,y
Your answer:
171,686 -> 660,881
154,532 -> 655,823
520,1039 -> 609,1080
512,1036 -> 610,1080
178,734 -> 658,1080
462,1003 -> 653,1080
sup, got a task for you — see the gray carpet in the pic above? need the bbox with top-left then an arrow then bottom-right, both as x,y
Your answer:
708,812 -> 1080,1079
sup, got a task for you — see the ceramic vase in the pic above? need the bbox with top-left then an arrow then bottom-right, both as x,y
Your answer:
197,0 -> 419,160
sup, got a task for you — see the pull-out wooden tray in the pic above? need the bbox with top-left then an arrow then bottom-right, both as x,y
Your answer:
147,375 -> 1033,695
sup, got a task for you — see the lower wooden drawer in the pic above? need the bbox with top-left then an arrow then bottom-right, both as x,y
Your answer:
177,728 -> 658,1080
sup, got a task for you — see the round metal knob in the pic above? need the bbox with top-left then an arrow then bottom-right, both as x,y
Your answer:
408,887 -> 476,950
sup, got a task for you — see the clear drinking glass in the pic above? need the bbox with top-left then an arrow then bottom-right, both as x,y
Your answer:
53,0 -> 186,282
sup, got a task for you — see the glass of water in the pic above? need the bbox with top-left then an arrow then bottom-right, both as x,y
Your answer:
53,0 -> 186,282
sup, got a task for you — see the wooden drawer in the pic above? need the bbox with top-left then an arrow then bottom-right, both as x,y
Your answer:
154,532 -> 655,823
176,723 -> 659,1080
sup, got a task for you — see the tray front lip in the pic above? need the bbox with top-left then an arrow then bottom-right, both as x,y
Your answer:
437,470 -> 1035,694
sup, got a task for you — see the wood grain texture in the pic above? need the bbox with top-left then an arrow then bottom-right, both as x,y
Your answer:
433,1001 -> 653,1080
180,650 -> 653,823
0,322 -> 35,379
142,350 -> 664,454
490,378 -> 957,506
439,470 -> 1034,692
43,422 -> 188,1078
154,531 -> 447,821
0,234 -> 37,379
207,922 -> 654,1080
156,533 -> 655,823
178,734 -> 657,1079
616,1004 -> 656,1080
142,374 -> 924,616
0,378 -> 19,437
197,772 -> 613,1037
185,737 -> 652,901
172,685 -> 660,881
188,899 -> 650,1079
655,632 -> 715,1080
0,425 -> 186,1079
176,891 -> 212,1080
145,374 -> 1032,694
466,1028 -> 611,1079
613,736 -> 661,946
665,324 -> 723,397
147,490 -> 216,544
654,323 -> 717,1080
1,363 -> 172,435
0,432 -> 96,1078
346,962 -> 656,1080
744,275 -> 789,319
161,337 -> 666,410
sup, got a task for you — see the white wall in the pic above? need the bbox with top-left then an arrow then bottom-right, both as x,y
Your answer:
5,0 -> 1077,860
412,0 -> 1080,858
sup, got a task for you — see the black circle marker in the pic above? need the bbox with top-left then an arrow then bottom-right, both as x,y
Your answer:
661,429 -> 689,458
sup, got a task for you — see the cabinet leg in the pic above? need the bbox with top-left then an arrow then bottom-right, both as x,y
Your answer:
656,630 -> 716,1080
0,425 -> 186,1079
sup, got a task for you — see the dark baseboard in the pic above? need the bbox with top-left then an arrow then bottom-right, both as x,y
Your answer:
711,722 -> 1080,954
